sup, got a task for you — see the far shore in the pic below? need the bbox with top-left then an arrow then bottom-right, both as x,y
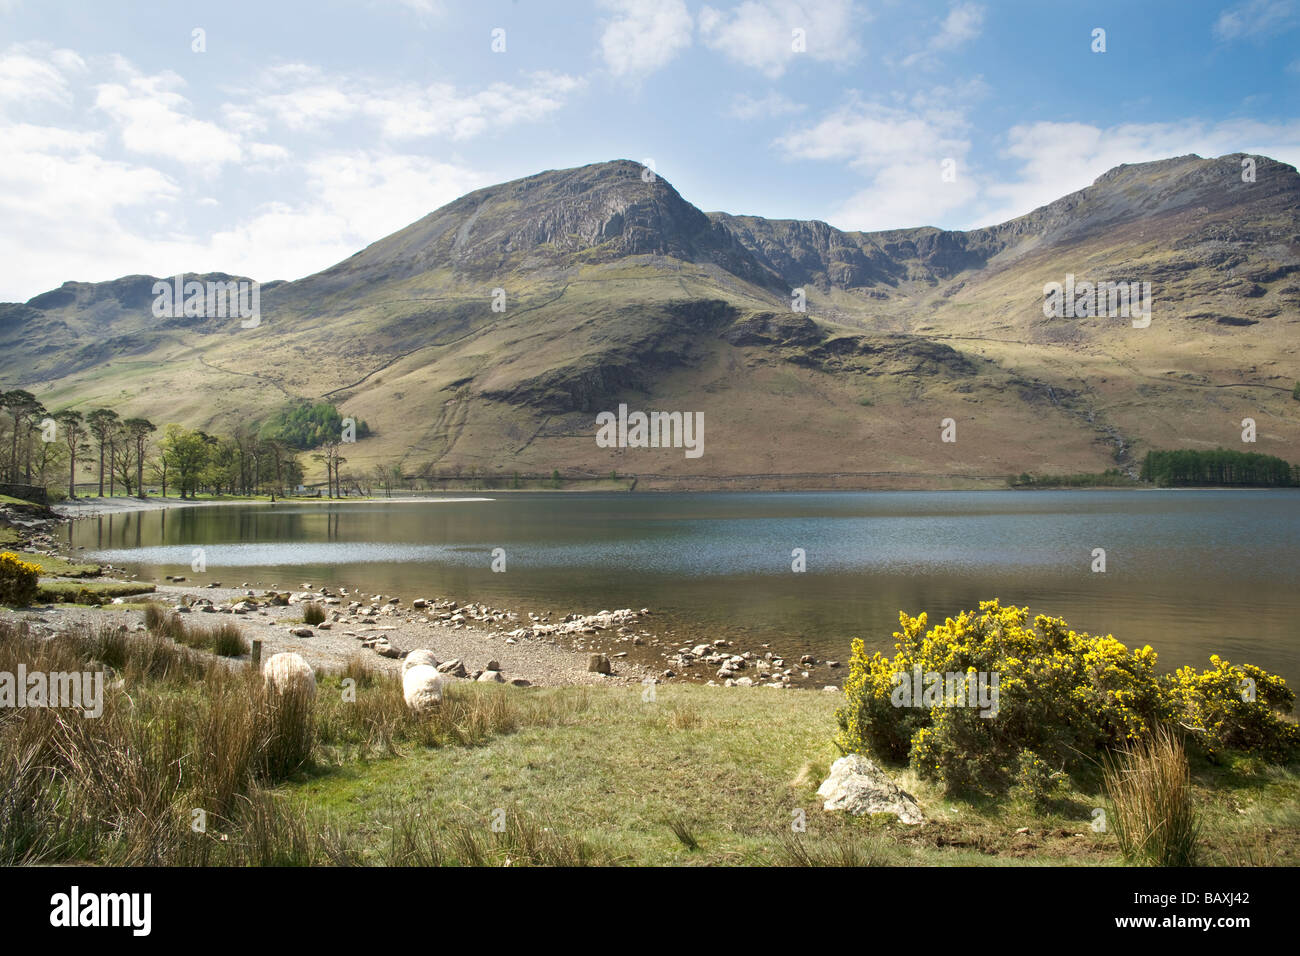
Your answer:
48,482 -> 1291,521
51,494 -> 496,519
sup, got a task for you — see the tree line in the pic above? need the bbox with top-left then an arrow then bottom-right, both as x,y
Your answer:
0,390 -> 312,499
1139,448 -> 1298,487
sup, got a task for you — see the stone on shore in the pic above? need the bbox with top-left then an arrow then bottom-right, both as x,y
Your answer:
816,755 -> 924,825
436,658 -> 467,677
587,653 -> 611,674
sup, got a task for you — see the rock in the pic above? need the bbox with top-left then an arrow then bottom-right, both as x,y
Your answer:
587,653 -> 611,675
375,643 -> 404,659
816,755 -> 924,825
485,659 -> 501,672
509,678 -> 531,687
436,659 -> 468,677
289,627 -> 313,637
823,685 -> 838,692
477,670 -> 506,683
827,660 -> 841,668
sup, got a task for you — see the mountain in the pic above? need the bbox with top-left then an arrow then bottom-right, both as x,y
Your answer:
3,154 -> 1299,489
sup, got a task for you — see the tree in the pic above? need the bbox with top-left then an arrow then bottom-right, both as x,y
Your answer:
32,435 -> 65,490
111,435 -> 137,496
160,424 -> 211,499
53,410 -> 86,498
2,390 -> 43,483
312,438 -> 345,498
86,408 -> 119,497
124,418 -> 155,498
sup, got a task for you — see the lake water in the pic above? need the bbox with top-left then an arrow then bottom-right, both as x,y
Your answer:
66,490 -> 1300,685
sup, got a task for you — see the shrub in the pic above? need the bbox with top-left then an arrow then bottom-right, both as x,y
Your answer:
1009,748 -> 1068,810
0,552 -> 41,606
835,600 -> 1295,794
302,602 -> 326,626
1167,655 -> 1299,762
1103,726 -> 1200,866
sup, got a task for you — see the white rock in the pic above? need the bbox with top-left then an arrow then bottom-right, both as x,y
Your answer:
816,755 -> 924,825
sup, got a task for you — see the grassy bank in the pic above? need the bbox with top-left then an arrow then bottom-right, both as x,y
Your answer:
2,618 -> 1296,866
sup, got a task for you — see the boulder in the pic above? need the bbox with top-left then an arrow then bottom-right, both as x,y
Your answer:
816,755 -> 924,825
477,670 -> 506,683
436,659 -> 468,678
587,653 -> 612,674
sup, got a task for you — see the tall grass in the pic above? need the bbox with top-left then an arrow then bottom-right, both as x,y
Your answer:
1102,725 -> 1201,866
302,602 -> 326,626
143,602 -> 249,657
0,619 -> 581,865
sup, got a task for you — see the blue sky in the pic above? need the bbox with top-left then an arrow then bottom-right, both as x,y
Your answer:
1,0 -> 1298,300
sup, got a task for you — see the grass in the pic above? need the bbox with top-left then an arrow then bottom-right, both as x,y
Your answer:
35,579 -> 156,604
143,603 -> 250,657
1,616 -> 1295,866
1102,726 -> 1202,866
21,552 -> 103,577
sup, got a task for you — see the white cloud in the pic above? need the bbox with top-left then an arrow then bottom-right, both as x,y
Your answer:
776,95 -> 976,229
94,59 -> 242,172
1213,0 -> 1297,40
901,2 -> 985,68
598,0 -> 693,77
240,65 -> 583,141
0,42 -> 85,108
0,46 -> 555,299
974,118 -> 1300,227
699,0 -> 860,78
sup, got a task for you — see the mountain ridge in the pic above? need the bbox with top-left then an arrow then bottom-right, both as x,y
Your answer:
3,152 -> 1298,489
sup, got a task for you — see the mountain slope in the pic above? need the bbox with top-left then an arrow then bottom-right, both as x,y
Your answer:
3,154 -> 1298,489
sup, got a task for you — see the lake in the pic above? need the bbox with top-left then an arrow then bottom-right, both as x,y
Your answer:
66,490 -> 1300,685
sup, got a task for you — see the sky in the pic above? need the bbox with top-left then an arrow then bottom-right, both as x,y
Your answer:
1,0 -> 1298,301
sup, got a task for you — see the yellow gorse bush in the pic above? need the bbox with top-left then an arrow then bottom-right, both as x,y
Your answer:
835,599 -> 1296,794
0,551 -> 42,606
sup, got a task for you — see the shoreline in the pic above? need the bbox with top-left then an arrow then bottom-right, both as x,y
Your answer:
15,498 -> 835,693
